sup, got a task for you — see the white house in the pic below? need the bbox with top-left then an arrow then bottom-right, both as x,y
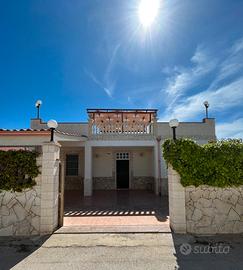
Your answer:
28,108 -> 216,197
0,108 -> 216,235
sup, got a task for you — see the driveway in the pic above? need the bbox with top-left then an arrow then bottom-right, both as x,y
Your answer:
1,233 -> 243,270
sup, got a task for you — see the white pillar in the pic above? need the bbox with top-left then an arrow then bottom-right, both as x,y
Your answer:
153,145 -> 159,195
40,142 -> 60,234
84,144 -> 92,196
168,165 -> 186,233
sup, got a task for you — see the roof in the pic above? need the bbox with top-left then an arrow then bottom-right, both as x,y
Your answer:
0,128 -> 87,138
0,129 -> 50,136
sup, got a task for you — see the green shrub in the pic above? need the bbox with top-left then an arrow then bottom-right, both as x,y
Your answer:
0,150 -> 40,192
163,139 -> 243,187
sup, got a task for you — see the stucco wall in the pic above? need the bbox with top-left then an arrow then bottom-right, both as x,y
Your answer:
132,149 -> 153,177
0,156 -> 42,236
93,149 -> 113,177
186,186 -> 243,234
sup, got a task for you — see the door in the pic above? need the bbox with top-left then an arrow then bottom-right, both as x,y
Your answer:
116,160 -> 129,189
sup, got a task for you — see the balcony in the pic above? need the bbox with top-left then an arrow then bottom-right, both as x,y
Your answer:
87,109 -> 157,139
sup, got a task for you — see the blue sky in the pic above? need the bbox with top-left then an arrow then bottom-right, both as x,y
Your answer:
0,0 -> 243,138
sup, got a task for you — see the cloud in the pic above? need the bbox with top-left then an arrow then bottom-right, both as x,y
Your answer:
84,68 -> 113,98
160,76 -> 243,121
84,43 -> 120,98
165,45 -> 217,98
216,118 -> 243,139
159,38 -> 243,122
153,45 -> 218,113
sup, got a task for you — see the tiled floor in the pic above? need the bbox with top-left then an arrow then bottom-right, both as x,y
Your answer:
61,190 -> 170,232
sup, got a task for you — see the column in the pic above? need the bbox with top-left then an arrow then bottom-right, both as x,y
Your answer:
84,143 -> 92,196
153,145 -> 159,195
40,142 -> 61,234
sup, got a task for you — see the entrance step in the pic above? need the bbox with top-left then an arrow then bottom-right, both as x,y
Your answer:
55,224 -> 171,234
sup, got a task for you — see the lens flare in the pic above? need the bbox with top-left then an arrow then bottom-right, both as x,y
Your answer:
138,0 -> 160,28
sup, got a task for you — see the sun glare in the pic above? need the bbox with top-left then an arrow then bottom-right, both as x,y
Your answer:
138,0 -> 160,28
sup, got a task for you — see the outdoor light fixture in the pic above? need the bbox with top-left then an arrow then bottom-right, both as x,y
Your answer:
47,119 -> 58,142
169,119 -> 179,140
35,100 -> 42,119
203,101 -> 209,119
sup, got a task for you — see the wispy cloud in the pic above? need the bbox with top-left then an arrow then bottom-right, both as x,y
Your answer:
161,76 -> 243,121
165,46 -> 217,99
159,38 -> 243,122
217,118 -> 243,139
84,43 -> 120,98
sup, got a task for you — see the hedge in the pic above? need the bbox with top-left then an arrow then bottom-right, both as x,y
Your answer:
163,139 -> 243,187
0,150 -> 40,192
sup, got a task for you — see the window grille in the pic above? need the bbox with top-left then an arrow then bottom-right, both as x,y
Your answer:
66,154 -> 79,176
116,152 -> 129,160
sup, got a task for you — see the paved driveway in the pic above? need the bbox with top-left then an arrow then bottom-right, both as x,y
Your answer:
1,233 -> 243,270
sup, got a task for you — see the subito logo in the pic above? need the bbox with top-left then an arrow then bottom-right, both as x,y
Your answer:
180,243 -> 192,255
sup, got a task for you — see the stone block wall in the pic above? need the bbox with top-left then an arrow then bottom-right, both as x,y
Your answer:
131,177 -> 154,190
186,186 -> 243,234
0,156 -> 42,236
168,165 -> 243,234
93,177 -> 115,190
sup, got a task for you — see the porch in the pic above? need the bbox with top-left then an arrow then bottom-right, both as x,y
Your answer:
60,144 -> 161,196
59,190 -> 170,233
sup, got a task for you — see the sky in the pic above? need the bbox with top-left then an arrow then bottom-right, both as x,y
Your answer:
0,0 -> 243,138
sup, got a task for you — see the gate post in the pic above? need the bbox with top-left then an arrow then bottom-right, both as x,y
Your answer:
168,165 -> 186,233
40,142 -> 61,234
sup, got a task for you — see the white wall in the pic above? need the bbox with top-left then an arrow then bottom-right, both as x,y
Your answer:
133,149 -> 153,177
92,148 -> 113,177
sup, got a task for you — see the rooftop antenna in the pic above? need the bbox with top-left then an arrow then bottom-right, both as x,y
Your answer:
35,100 -> 42,119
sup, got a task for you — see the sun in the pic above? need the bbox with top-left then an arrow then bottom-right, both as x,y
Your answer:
138,0 -> 160,28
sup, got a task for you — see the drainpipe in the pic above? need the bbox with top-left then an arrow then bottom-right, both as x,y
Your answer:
156,136 -> 162,196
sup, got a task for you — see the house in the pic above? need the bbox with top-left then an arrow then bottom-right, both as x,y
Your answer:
0,108 -> 216,235
29,108 -> 216,197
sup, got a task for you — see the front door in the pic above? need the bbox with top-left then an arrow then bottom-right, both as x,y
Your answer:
116,160 -> 129,189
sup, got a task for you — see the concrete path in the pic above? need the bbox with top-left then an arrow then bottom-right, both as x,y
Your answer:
1,233 -> 243,270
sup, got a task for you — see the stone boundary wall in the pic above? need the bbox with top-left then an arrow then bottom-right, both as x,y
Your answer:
186,186 -> 243,234
168,165 -> 243,234
0,156 -> 42,236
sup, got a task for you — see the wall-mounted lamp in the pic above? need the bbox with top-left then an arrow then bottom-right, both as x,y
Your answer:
35,100 -> 42,119
203,101 -> 209,119
47,119 -> 58,142
169,119 -> 179,140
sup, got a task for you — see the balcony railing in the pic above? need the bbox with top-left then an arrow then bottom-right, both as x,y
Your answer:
90,122 -> 154,135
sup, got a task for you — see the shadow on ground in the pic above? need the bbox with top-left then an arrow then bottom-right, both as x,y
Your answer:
172,233 -> 243,269
0,235 -> 50,270
64,190 -> 169,222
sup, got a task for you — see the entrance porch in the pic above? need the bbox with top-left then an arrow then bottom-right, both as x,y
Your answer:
60,190 -> 169,232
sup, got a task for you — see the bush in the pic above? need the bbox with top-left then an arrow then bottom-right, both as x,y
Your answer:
0,150 -> 40,192
163,139 -> 243,187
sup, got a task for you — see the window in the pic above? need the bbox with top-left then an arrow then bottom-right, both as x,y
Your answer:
66,154 -> 79,176
116,152 -> 129,160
